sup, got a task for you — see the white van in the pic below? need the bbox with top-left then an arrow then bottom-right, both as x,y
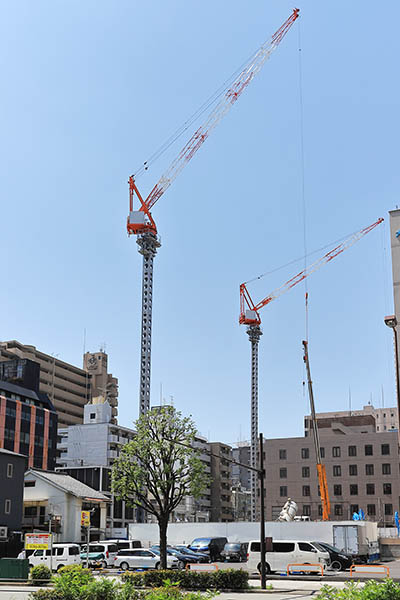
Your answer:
106,539 -> 142,551
246,540 -> 330,574
87,541 -> 119,567
29,543 -> 81,572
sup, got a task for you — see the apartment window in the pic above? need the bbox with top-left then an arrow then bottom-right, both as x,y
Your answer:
348,445 -> 357,457
333,465 -> 341,477
280,468 -> 287,479
318,505 -> 323,517
366,483 -> 375,495
381,444 -> 390,456
365,464 -> 374,476
334,484 -> 342,496
6,464 -> 13,478
383,483 -> 392,495
279,449 -> 286,460
302,505 -> 311,516
382,464 -> 391,475
334,505 -> 343,516
365,445 -> 373,456
302,486 -> 310,497
320,447 -> 325,458
350,484 -> 358,495
24,481 -> 35,488
280,486 -> 287,497
90,413 -> 96,420
301,448 -> 309,459
332,447 -> 341,457
4,499 -> 11,515
350,504 -> 359,514
349,465 -> 357,476
385,504 -> 393,515
24,506 -> 37,517
302,466 -> 310,478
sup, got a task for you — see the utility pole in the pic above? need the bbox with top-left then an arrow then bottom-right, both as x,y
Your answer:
259,433 -> 266,590
137,232 -> 161,415
246,324 -> 262,522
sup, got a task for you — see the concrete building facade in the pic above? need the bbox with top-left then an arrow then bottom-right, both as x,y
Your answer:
262,418 -> 399,525
0,341 -> 118,427
0,449 -> 26,542
209,442 -> 233,522
304,405 -> 399,436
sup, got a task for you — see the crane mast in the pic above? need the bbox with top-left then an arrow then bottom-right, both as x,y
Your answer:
239,217 -> 383,521
127,9 -> 300,417
302,339 -> 330,521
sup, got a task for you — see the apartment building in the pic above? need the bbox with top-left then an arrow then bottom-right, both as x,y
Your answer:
209,442 -> 233,522
0,341 -> 118,427
262,417 -> 399,525
232,443 -> 251,521
0,358 -> 58,470
304,404 -> 398,436
56,399 -> 134,536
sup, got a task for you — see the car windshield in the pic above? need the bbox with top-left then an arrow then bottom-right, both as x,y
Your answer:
224,544 -> 241,551
191,539 -> 210,549
310,542 -> 326,552
315,542 -> 342,553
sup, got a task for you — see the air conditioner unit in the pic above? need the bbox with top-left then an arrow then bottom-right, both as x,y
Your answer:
0,527 -> 8,539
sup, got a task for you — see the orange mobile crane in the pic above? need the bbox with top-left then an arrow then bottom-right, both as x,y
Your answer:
126,10 -> 299,417
239,217 -> 383,521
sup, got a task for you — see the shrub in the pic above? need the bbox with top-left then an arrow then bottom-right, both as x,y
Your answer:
52,564 -> 94,600
121,568 -> 248,591
29,564 -> 52,584
84,576 -> 123,600
29,591 -> 61,600
316,579 -> 400,600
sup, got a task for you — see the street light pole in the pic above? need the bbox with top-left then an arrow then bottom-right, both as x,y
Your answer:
384,315 -> 400,446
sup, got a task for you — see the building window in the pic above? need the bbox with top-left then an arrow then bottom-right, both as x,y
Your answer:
24,481 -> 36,487
318,505 -> 323,516
334,484 -> 342,496
333,465 -> 341,477
385,504 -> 393,515
4,500 -> 11,514
301,448 -> 309,459
350,484 -> 358,495
24,506 -> 37,517
367,504 -> 376,516
302,505 -> 311,516
382,464 -> 391,475
381,444 -> 390,455
6,464 -> 13,478
320,447 -> 325,458
365,445 -> 373,456
280,468 -> 287,479
350,504 -> 359,515
365,464 -> 374,476
334,505 -> 343,516
383,483 -> 392,495
302,486 -> 310,497
280,486 -> 287,497
279,449 -> 286,460
366,483 -> 375,495
302,466 -> 310,478
90,413 -> 96,420
348,445 -> 357,457
332,447 -> 341,457
349,465 -> 357,476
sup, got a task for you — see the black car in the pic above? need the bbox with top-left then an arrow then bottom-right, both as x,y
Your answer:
150,546 -> 191,569
173,546 -> 210,563
314,541 -> 354,571
189,537 -> 228,562
221,542 -> 248,563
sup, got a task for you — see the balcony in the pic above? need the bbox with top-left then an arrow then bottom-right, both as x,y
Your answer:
107,450 -> 118,460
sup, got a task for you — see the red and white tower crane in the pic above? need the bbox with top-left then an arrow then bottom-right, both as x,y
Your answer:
239,217 -> 384,521
127,9 -> 300,416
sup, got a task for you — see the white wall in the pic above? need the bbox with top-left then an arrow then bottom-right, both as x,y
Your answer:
129,520 -> 378,548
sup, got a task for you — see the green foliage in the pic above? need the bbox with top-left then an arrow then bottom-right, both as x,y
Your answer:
29,564 -> 52,583
52,564 -> 94,600
29,591 -> 62,600
121,568 -> 249,590
112,406 -> 209,517
84,576 -> 123,600
316,579 -> 400,600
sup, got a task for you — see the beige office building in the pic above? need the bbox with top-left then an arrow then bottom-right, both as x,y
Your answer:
0,341 -> 118,428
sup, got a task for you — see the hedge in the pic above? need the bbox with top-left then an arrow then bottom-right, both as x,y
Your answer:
121,568 -> 249,590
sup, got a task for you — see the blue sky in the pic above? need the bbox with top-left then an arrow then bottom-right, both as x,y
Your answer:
1,1 -> 399,444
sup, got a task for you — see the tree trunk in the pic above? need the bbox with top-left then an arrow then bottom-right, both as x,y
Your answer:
158,514 -> 169,570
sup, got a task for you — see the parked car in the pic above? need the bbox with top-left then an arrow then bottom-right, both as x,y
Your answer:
114,548 -> 179,571
221,542 -> 248,562
106,539 -> 142,551
314,541 -> 353,571
87,542 -> 119,568
173,546 -> 210,563
151,546 -> 191,568
29,543 -> 81,571
80,549 -> 105,568
188,537 -> 228,561
246,539 -> 330,574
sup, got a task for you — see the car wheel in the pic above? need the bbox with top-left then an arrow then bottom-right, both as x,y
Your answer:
257,562 -> 271,575
330,560 -> 342,572
101,560 -> 107,569
155,562 -> 161,570
56,564 -> 65,572
120,562 -> 129,571
177,561 -> 185,570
